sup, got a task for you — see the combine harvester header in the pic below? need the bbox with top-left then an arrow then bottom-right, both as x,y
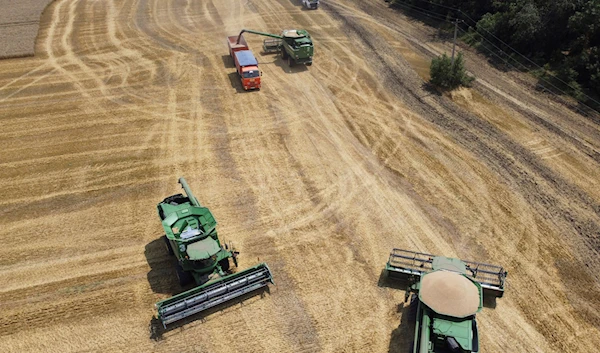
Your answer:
155,178 -> 274,327
386,248 -> 507,299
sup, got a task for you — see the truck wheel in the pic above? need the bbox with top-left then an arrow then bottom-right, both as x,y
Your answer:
219,258 -> 230,271
175,263 -> 193,287
163,235 -> 174,256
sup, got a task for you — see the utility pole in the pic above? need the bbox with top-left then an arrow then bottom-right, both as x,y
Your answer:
451,17 -> 458,65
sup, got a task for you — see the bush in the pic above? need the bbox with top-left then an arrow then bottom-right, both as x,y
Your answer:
430,52 -> 475,89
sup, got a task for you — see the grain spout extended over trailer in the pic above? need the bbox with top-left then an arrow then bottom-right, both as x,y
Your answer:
234,29 -> 314,67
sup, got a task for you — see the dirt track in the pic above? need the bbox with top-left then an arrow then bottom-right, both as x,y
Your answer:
0,0 -> 54,58
0,0 -> 599,352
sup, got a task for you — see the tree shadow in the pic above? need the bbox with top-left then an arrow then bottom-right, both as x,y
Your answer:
534,77 -> 600,120
421,82 -> 443,97
149,286 -> 272,340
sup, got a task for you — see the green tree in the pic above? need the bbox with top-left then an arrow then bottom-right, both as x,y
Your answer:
567,0 -> 600,96
508,1 -> 542,53
430,52 -> 475,89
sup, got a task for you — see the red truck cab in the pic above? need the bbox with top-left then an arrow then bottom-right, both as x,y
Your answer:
227,35 -> 261,91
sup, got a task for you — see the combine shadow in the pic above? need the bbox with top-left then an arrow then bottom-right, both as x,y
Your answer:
149,286 -> 272,340
377,269 -> 410,291
388,295 -> 418,353
482,292 -> 498,309
144,237 -> 180,296
378,269 -> 415,352
273,55 -> 309,74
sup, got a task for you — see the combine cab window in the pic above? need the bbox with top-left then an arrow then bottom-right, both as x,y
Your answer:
242,70 -> 260,78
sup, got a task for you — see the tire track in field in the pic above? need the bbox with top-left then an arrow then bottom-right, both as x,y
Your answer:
325,1 -> 600,350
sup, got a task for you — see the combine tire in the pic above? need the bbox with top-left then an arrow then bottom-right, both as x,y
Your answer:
288,57 -> 295,67
163,235 -> 174,256
219,258 -> 230,271
282,50 -> 288,59
175,263 -> 193,287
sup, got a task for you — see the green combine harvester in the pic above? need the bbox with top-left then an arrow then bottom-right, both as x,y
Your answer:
385,249 -> 507,353
235,29 -> 314,66
154,178 -> 274,327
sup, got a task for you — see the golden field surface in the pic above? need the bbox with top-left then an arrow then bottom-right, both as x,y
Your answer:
0,0 -> 599,352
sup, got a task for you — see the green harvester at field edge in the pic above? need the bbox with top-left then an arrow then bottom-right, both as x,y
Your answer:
385,249 -> 507,353
155,178 -> 274,327
235,29 -> 314,66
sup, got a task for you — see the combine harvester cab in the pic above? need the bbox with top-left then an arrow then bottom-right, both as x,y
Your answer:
302,0 -> 319,9
155,178 -> 274,327
280,29 -> 314,66
385,249 -> 507,353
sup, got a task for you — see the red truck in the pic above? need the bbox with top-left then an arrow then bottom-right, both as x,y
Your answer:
227,34 -> 261,91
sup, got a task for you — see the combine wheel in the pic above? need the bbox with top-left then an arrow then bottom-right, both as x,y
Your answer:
163,235 -> 174,256
219,258 -> 230,271
288,57 -> 295,67
282,50 -> 288,59
175,263 -> 193,287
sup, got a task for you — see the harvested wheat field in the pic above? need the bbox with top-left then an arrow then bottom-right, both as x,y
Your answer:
1,0 -> 599,352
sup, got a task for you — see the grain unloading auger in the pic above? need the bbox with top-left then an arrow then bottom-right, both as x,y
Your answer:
384,248 -> 507,353
155,178 -> 274,327
235,29 -> 314,66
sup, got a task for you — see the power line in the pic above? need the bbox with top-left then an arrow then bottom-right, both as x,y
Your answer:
390,0 -> 600,110
394,0 -> 461,13
458,11 -> 600,107
389,1 -> 453,23
456,27 -> 596,116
